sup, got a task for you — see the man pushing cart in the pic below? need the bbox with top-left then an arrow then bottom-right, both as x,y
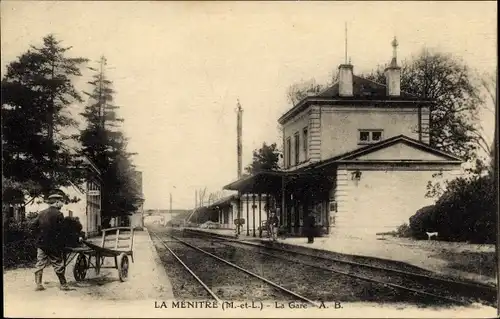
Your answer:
30,190 -> 135,291
30,191 -> 76,291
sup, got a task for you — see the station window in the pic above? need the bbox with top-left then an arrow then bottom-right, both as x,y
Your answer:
286,137 -> 291,168
358,130 -> 384,144
303,127 -> 308,159
294,132 -> 300,165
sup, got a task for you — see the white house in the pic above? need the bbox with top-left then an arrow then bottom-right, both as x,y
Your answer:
224,38 -> 463,240
26,156 -> 102,237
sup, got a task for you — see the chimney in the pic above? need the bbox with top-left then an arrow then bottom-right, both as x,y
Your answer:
338,63 -> 353,97
384,37 -> 401,97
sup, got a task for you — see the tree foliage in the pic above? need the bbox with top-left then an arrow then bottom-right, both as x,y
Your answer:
410,171 -> 496,243
364,49 -> 483,161
1,34 -> 88,203
245,142 -> 281,175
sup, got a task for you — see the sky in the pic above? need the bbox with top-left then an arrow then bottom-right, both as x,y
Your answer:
1,1 -> 497,210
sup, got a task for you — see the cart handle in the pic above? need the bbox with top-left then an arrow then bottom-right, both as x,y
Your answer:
101,227 -> 134,233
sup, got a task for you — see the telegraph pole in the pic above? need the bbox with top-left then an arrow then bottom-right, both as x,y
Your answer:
235,100 -> 243,235
99,56 -> 107,130
236,99 -> 243,179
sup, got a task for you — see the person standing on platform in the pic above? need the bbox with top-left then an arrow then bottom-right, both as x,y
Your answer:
30,191 -> 71,291
304,211 -> 316,244
110,217 -> 116,228
268,210 -> 280,242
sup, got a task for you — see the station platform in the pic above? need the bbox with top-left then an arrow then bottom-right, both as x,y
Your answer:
4,229 -> 174,318
184,227 -> 497,287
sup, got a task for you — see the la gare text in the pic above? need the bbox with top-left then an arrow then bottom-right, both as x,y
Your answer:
154,301 -> 331,309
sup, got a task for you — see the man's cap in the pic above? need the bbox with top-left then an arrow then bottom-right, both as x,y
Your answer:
48,193 -> 64,200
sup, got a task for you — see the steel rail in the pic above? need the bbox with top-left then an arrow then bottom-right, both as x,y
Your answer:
168,234 -> 320,307
150,230 -> 222,303
216,241 -> 469,306
186,229 -> 495,305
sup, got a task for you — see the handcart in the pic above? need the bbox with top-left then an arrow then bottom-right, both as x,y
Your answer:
63,227 -> 135,282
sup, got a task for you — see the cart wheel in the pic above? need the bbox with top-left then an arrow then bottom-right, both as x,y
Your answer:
117,253 -> 129,282
74,253 -> 88,282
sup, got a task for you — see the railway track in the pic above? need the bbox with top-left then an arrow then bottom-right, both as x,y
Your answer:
184,228 -> 496,307
149,229 -> 320,307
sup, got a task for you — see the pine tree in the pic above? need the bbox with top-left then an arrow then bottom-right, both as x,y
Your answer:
79,56 -> 141,221
2,34 -> 88,203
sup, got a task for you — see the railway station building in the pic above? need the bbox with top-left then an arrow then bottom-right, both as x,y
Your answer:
224,39 -> 463,240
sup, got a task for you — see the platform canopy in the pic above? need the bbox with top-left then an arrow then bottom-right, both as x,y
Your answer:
223,171 -> 285,194
222,170 -> 324,194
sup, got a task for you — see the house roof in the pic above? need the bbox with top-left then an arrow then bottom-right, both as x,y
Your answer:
278,75 -> 434,125
318,76 -> 417,99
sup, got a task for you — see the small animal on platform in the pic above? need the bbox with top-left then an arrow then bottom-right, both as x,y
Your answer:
426,232 -> 438,240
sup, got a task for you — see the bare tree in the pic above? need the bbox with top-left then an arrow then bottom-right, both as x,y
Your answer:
198,187 -> 207,207
286,78 -> 326,106
473,69 -> 497,169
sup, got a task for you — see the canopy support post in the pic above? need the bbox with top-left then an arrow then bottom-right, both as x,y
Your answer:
258,193 -> 262,238
281,176 -> 286,228
246,194 -> 250,236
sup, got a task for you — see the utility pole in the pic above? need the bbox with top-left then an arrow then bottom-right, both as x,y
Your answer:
236,99 -> 243,179
235,99 -> 243,235
99,56 -> 107,130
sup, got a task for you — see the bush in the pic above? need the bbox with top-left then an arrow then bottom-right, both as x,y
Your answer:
3,215 -> 85,268
395,223 -> 413,238
3,219 -> 37,268
409,205 -> 439,240
409,173 -> 496,244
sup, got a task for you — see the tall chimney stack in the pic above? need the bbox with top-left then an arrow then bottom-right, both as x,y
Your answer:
384,37 -> 401,97
338,64 -> 354,97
